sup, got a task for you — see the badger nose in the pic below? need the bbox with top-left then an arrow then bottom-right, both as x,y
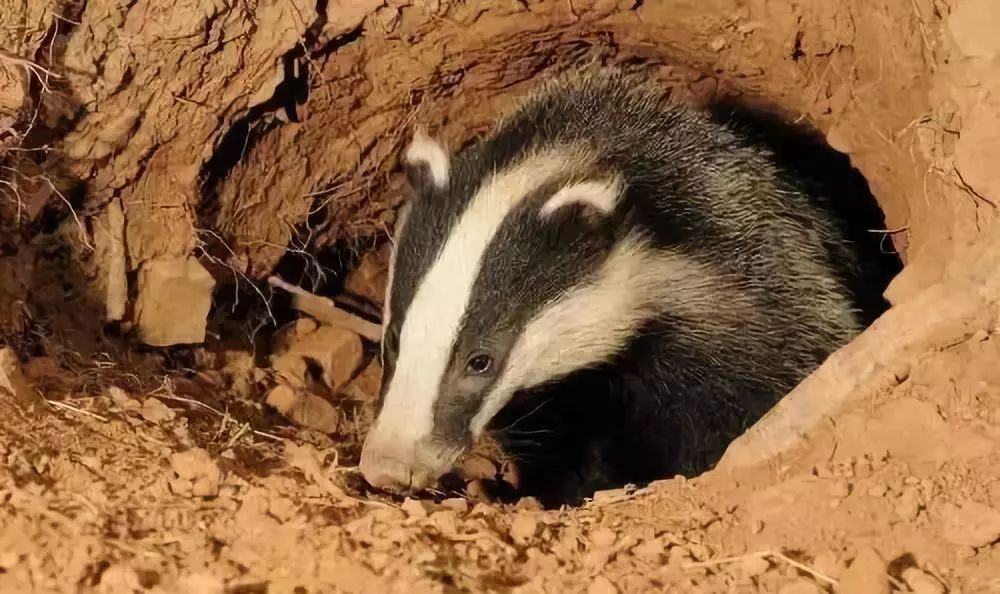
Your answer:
359,442 -> 435,492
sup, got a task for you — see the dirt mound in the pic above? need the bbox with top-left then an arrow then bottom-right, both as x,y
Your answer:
2,0 -> 1000,592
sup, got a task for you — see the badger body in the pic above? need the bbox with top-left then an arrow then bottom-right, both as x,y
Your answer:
359,68 -> 892,506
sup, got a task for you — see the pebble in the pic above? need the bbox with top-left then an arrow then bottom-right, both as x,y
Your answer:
837,547 -> 889,594
937,500 -> 1000,547
401,497 -> 428,519
895,487 -> 921,521
740,555 -> 770,578
901,567 -> 946,594
780,579 -> 824,594
587,575 -> 619,594
509,514 -> 538,545
139,397 -> 176,422
461,456 -> 498,481
589,527 -> 617,548
441,497 -> 469,514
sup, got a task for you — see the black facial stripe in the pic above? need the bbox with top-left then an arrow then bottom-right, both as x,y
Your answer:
429,184 -> 619,438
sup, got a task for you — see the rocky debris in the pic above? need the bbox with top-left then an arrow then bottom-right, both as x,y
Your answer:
139,396 -> 176,423
268,276 -> 382,342
344,244 -> 390,305
270,318 -> 364,392
588,575 -> 619,594
265,384 -> 340,433
901,567 -> 946,594
169,448 -> 222,498
509,513 -> 538,545
779,580 -> 824,594
934,499 -> 1000,547
134,257 -> 216,346
92,198 -> 127,322
0,347 -> 41,410
837,547 -> 889,594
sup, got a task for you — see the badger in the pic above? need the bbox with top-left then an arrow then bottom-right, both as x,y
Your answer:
359,67 -> 894,506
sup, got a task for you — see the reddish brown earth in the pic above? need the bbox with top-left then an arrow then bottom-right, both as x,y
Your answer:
2,0 -> 1000,593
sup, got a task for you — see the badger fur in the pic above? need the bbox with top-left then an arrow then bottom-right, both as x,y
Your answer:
359,67 -> 895,506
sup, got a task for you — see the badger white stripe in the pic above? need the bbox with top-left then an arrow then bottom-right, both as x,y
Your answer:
470,234 -> 756,436
372,150 -> 585,447
404,129 -> 450,188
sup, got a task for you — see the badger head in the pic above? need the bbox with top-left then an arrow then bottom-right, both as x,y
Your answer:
358,127 -> 691,493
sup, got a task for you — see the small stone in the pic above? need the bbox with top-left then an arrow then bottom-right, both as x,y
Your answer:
780,579 -> 823,594
710,37 -> 728,51
510,514 -> 538,545
429,510 -> 458,535
169,477 -> 193,495
108,386 -> 140,410
0,348 -> 41,409
139,397 -> 176,423
134,257 -> 216,346
812,550 -> 843,580
838,547 -> 889,594
632,538 -> 664,561
589,527 -> 617,548
936,500 -> 1000,547
895,487 -> 921,521
588,575 -> 619,594
265,384 -> 300,414
461,456 -> 497,481
901,567 -> 946,594
514,496 -> 543,512
740,555 -> 770,578
169,448 -> 221,498
441,498 -> 469,514
401,497 -> 428,519
829,479 -> 851,499
286,393 -> 340,433
867,483 -> 888,498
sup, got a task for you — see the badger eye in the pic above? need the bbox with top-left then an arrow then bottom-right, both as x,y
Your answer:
465,353 -> 494,376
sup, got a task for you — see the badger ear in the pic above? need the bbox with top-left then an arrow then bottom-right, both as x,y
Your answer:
540,177 -> 624,219
403,127 -> 450,191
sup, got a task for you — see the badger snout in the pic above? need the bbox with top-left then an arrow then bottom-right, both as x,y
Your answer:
359,429 -> 460,493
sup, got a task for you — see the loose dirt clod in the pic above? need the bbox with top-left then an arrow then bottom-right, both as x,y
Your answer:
837,548 -> 889,594
134,257 -> 216,346
935,500 -> 1000,547
901,567 -> 946,594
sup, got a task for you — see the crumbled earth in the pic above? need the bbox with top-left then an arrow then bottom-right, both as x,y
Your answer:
3,0 -> 1000,592
3,264 -> 1000,593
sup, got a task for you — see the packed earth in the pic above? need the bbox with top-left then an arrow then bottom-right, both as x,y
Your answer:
2,0 -> 1000,593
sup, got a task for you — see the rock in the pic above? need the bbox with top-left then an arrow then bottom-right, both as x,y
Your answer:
0,348 -> 41,409
895,487 -> 921,521
441,498 -> 469,514
811,550 -> 844,580
176,572 -> 225,594
98,562 -> 143,594
401,497 -> 428,519
344,244 -> 390,303
286,393 -> 340,433
271,325 -> 363,392
134,257 -> 216,346
265,384 -> 300,414
461,456 -> 497,481
947,0 -> 1000,58
509,513 -> 538,545
837,547 -> 889,594
589,527 -> 617,548
780,579 -> 823,594
169,448 -> 221,498
901,567 -> 946,594
587,575 -> 619,594
139,397 -> 176,423
936,500 -> 1000,547
92,198 -> 127,321
740,555 -> 770,578
108,386 -> 140,410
